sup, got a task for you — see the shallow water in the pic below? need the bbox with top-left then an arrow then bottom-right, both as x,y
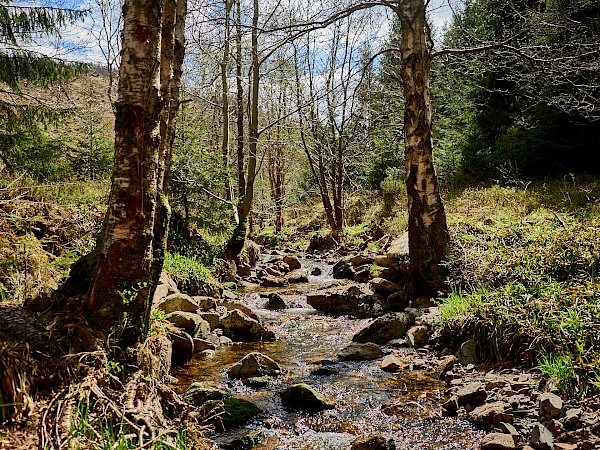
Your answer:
173,259 -> 484,449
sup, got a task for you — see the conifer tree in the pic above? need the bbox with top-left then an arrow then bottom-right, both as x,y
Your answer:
0,2 -> 86,174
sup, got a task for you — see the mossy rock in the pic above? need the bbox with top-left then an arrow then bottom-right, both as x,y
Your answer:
243,376 -> 273,389
222,431 -> 263,450
222,281 -> 238,291
280,383 -> 335,413
199,398 -> 260,431
185,382 -> 231,406
267,293 -> 286,310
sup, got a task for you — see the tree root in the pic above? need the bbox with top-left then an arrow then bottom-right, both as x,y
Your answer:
39,366 -> 208,450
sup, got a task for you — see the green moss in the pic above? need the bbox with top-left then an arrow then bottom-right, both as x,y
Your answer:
199,398 -> 260,431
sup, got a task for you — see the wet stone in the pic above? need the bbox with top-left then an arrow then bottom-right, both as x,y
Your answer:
338,343 -> 384,361
228,352 -> 282,379
266,293 -> 286,310
311,367 -> 339,376
185,381 -> 231,406
243,376 -> 273,389
480,433 -> 516,450
380,354 -> 403,372
199,398 -> 260,431
352,312 -> 413,345
469,401 -> 511,427
280,383 -> 335,413
351,434 -> 396,450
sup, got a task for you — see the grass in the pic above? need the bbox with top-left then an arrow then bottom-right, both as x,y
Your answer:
438,179 -> 600,398
66,401 -> 206,450
163,251 -> 221,296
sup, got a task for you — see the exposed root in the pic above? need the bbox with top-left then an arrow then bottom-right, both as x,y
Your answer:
39,367 -> 209,450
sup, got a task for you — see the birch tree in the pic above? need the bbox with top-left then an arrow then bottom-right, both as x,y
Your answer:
64,0 -> 187,345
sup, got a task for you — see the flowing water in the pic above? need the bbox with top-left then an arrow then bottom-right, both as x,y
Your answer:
173,258 -> 484,449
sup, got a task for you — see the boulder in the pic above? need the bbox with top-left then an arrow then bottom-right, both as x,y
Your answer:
228,352 -> 282,379
185,382 -> 231,406
458,338 -> 478,365
152,284 -> 169,304
350,254 -> 374,266
385,291 -> 410,311
386,232 -> 409,260
167,329 -> 194,367
261,274 -> 289,287
374,255 -> 396,268
220,310 -> 276,342
276,261 -> 291,273
199,398 -> 260,431
266,293 -> 286,310
283,255 -> 302,270
237,264 -> 251,277
310,267 -> 322,276
332,258 -> 355,280
159,271 -> 179,294
307,280 -> 382,318
215,299 -> 260,321
529,422 -> 553,450
539,392 -> 563,419
193,338 -> 217,352
469,401 -> 510,427
266,266 -> 282,277
338,343 -> 384,361
456,382 -> 487,408
380,354 -> 403,372
243,376 -> 273,389
563,408 -> 581,426
351,435 -> 396,450
480,433 -> 516,450
166,311 -> 210,337
198,311 -> 220,330
192,296 -> 217,310
433,355 -> 456,380
286,269 -> 308,283
280,383 -> 335,413
352,313 -> 413,344
407,325 -> 429,348
370,277 -> 399,294
354,268 -> 372,283
155,293 -> 199,314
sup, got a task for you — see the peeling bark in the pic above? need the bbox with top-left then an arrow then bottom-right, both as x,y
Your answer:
82,0 -> 186,344
399,0 -> 449,295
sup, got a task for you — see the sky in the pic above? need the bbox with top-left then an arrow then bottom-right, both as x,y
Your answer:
15,0 -> 459,65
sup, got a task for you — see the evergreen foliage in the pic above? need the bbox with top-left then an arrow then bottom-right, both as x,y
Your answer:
438,0 -> 600,182
0,2 -> 87,179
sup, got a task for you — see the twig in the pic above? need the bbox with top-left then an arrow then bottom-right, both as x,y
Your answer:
550,210 -> 568,229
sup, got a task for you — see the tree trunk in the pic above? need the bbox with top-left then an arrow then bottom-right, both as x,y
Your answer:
84,0 -> 186,344
399,0 -> 449,296
235,0 -> 245,198
221,0 -> 231,199
226,0 -> 259,261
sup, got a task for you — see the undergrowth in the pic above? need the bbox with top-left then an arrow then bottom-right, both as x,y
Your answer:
440,179 -> 600,398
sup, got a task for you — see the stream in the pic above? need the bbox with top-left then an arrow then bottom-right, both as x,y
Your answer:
173,258 -> 485,449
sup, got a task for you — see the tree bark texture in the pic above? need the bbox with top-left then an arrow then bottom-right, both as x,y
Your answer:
85,0 -> 186,343
399,0 -> 449,295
